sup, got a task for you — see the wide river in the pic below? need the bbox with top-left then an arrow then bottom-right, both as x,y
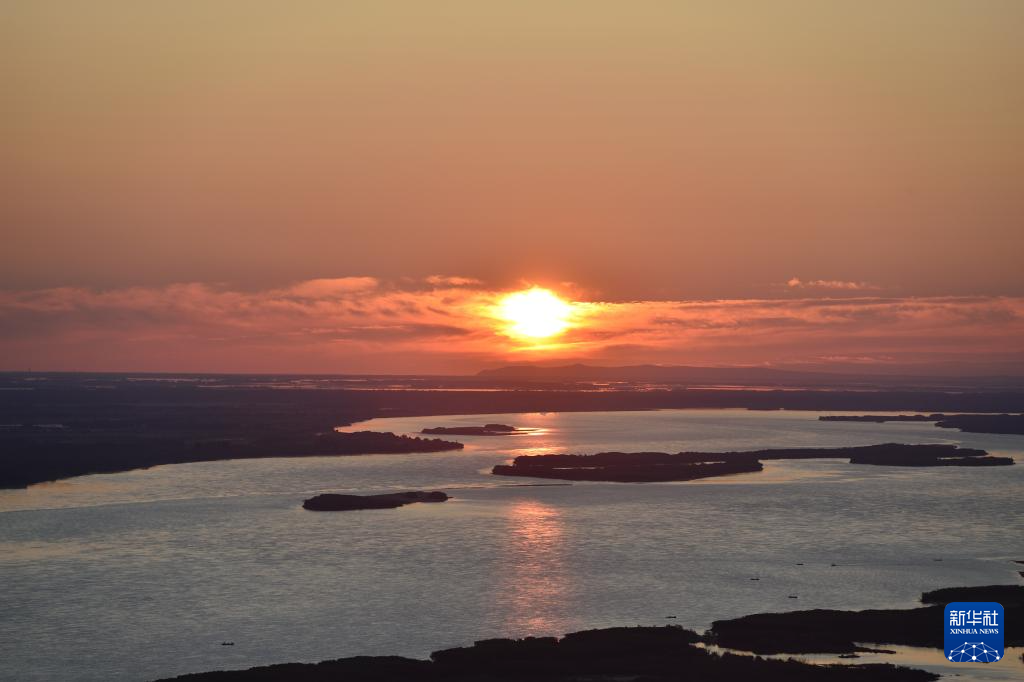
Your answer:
1,409 -> 1022,681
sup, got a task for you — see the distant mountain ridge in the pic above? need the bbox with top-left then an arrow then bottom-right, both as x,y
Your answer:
475,363 -> 1023,390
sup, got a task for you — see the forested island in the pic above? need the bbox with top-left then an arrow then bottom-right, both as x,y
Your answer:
494,451 -> 765,482
303,490 -> 449,511
820,413 -> 1024,435
422,423 -> 524,436
492,444 -> 1011,482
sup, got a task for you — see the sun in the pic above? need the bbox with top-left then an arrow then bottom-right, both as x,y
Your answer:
496,287 -> 574,339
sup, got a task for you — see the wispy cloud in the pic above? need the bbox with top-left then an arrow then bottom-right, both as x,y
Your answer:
424,275 -> 483,287
1,278 -> 1021,374
786,277 -> 880,291
283,277 -> 379,298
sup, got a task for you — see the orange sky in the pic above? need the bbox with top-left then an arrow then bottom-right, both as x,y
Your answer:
2,2 -> 1022,373
2,277 -> 1021,374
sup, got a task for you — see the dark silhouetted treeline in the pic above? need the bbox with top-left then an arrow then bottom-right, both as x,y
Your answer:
710,584 -> 1023,654
492,444 -> 1011,482
821,413 -> 1024,435
154,625 -> 936,681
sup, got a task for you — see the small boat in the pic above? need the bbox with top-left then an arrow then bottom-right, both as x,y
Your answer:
749,577 -> 760,581
788,595 -> 798,599
220,642 -> 235,646
795,562 -> 804,566
665,615 -> 677,619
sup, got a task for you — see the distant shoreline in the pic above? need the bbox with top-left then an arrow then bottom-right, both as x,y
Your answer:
3,379 -> 1023,488
820,413 -> 1024,435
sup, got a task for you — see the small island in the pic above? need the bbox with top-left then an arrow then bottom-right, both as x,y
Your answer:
422,423 -> 525,436
494,451 -> 764,482
820,414 -> 942,424
820,413 -> 1024,435
492,444 -> 1011,482
303,490 -> 449,511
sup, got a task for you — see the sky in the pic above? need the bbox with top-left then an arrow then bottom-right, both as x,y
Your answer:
2,2 -> 1022,374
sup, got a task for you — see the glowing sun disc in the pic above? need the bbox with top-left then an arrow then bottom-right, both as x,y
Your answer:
497,288 -> 573,339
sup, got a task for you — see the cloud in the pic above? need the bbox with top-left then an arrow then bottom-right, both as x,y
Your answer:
425,275 -> 483,287
0,278 -> 1021,374
283,277 -> 379,298
786,277 -> 879,291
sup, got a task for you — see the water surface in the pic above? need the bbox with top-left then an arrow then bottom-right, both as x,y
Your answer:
1,409 -> 1021,680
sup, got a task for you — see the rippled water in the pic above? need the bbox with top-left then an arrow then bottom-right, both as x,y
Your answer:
1,409 -> 1022,681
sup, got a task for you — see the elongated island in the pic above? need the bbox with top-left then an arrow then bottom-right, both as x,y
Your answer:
422,423 -> 525,436
820,413 -> 1024,435
303,490 -> 449,511
492,443 -> 1012,482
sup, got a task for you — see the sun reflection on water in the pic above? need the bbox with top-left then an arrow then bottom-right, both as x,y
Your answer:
500,500 -> 569,634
